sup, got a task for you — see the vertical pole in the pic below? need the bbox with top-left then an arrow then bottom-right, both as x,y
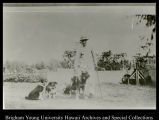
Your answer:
136,62 -> 139,85
136,69 -> 139,85
128,75 -> 130,85
91,50 -> 103,99
75,76 -> 79,99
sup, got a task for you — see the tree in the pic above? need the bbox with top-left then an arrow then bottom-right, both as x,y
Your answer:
97,50 -> 113,70
62,50 -> 76,69
135,14 -> 156,56
97,51 -> 130,70
35,61 -> 46,70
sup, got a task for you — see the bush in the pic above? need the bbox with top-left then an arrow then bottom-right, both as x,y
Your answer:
3,71 -> 47,83
3,61 -> 49,83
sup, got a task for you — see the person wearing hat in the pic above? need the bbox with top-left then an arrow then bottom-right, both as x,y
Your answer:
73,36 -> 99,99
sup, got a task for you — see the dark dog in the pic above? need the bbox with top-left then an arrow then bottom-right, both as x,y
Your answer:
121,74 -> 137,85
79,72 -> 90,94
71,76 -> 80,94
121,74 -> 130,84
45,82 -> 57,98
25,85 -> 44,100
121,74 -> 146,85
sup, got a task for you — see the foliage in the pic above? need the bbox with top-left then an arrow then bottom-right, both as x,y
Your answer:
3,60 -> 58,82
34,62 -> 47,70
135,14 -> 156,57
136,14 -> 155,28
60,50 -> 76,69
97,51 -> 112,70
60,50 -> 131,70
97,51 -> 131,70
60,59 -> 70,69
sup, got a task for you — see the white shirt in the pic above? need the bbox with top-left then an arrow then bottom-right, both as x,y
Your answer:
74,42 -> 95,75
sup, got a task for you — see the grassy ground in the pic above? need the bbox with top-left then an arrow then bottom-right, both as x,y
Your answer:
3,69 -> 156,109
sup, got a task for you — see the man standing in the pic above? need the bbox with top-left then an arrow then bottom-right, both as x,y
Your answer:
73,36 -> 100,98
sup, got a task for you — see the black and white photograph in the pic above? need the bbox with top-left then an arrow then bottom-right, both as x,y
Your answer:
3,3 -> 156,109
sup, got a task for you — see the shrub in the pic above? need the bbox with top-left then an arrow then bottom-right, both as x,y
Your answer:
3,61 -> 48,83
4,73 -> 47,83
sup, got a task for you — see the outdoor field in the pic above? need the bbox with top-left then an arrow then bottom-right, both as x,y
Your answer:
3,69 -> 156,109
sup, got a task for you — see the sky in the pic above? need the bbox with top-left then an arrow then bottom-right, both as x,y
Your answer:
3,5 -> 156,64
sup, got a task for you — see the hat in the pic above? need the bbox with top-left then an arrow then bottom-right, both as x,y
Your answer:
80,36 -> 89,42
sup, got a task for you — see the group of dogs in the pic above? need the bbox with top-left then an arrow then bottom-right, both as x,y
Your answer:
64,71 -> 90,96
25,81 -> 58,100
25,71 -> 90,100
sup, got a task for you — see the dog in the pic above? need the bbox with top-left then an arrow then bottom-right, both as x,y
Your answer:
45,82 -> 57,98
25,85 -> 44,100
121,74 -> 146,85
70,76 -> 80,95
64,71 -> 90,97
121,74 -> 130,84
79,71 -> 90,94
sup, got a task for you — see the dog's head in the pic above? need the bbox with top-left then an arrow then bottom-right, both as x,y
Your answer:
123,74 -> 130,79
80,71 -> 90,83
71,76 -> 80,83
46,82 -> 57,90
48,81 -> 57,86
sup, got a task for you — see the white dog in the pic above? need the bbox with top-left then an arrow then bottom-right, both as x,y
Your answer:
45,82 -> 57,99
